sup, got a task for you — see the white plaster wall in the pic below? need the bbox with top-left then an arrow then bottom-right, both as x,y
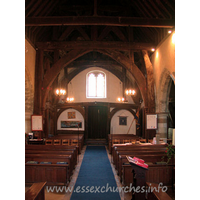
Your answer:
151,32 -> 175,88
57,108 -> 85,131
110,109 -> 136,135
151,31 -> 175,112
67,67 -> 134,103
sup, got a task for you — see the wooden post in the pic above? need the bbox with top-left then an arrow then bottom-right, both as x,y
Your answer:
142,50 -> 155,110
122,68 -> 126,98
34,49 -> 44,115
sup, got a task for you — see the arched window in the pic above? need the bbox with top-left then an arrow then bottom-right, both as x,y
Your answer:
86,71 -> 106,98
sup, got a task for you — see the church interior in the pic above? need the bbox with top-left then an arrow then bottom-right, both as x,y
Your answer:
24,0 -> 177,199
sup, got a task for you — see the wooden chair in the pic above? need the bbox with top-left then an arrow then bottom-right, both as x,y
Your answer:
139,139 -> 146,143
62,139 -> 70,145
123,139 -> 130,144
148,139 -> 153,143
53,139 -> 61,145
112,139 -> 120,146
71,139 -> 78,145
45,139 -> 53,145
130,139 -> 136,144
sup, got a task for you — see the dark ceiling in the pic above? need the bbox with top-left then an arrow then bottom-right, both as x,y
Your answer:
25,0 -> 175,45
25,0 -> 175,105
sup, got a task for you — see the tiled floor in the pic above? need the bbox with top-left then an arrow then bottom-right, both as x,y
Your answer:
25,145 -> 131,200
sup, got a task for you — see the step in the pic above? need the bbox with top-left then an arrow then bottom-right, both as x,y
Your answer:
85,139 -> 107,145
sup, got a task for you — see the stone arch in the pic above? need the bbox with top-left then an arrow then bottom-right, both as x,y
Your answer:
157,68 -> 174,113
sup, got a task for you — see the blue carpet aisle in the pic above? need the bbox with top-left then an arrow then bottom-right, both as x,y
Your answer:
70,146 -> 121,200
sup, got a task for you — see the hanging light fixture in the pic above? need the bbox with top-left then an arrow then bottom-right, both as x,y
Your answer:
55,88 -> 66,96
125,89 -> 136,96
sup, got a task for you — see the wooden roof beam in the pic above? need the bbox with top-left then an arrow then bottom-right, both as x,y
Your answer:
36,41 -> 155,51
25,16 -> 174,28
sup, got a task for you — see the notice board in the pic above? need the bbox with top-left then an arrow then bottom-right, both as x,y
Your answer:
31,115 -> 43,131
146,114 -> 157,130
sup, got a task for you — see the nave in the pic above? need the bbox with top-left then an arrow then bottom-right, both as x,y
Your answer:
25,1 -> 176,199
25,145 -> 127,200
25,143 -> 175,200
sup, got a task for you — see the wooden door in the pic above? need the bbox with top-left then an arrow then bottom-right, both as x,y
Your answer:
88,106 -> 108,139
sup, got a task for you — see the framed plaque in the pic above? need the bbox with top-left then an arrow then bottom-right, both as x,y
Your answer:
119,116 -> 127,126
31,115 -> 43,131
61,121 -> 82,128
146,114 -> 157,130
68,111 -> 76,119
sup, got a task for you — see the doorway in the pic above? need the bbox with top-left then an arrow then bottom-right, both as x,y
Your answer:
88,106 -> 108,139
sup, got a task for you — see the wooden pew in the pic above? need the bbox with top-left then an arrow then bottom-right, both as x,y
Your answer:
25,145 -> 78,158
114,148 -> 167,168
25,163 -> 69,186
118,153 -> 168,180
112,144 -> 167,167
25,182 -> 46,200
25,154 -> 73,179
122,162 -> 175,187
114,148 -> 167,169
146,182 -> 172,200
107,134 -> 141,153
25,150 -> 77,167
111,143 -> 174,188
112,144 -> 167,161
119,153 -> 174,182
25,145 -> 78,177
25,145 -> 79,185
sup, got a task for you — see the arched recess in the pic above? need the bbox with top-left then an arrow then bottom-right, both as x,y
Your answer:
157,68 -> 175,113
57,108 -> 85,131
110,108 -> 137,135
42,49 -> 147,109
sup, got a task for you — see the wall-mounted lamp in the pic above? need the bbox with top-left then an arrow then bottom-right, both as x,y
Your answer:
117,97 -> 125,102
66,97 -> 74,102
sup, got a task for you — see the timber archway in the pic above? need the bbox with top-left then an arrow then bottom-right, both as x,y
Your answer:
41,49 -> 147,112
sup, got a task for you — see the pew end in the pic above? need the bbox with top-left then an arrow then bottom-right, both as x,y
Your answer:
25,182 -> 46,200
146,182 -> 172,200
